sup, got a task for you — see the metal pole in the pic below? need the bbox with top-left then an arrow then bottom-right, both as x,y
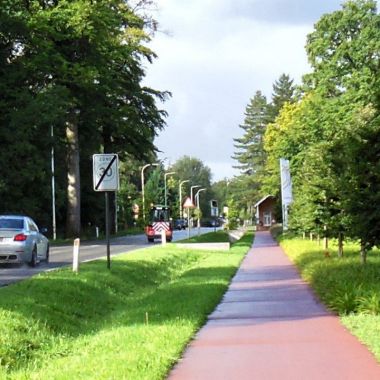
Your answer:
114,191 -> 118,234
195,189 -> 206,235
190,185 -> 201,204
141,164 -> 149,223
179,180 -> 190,218
164,172 -> 176,208
190,185 -> 201,229
105,192 -> 111,269
51,126 -> 56,240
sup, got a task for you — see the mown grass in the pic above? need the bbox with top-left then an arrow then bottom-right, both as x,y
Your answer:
178,229 -> 230,243
0,232 -> 253,379
51,226 -> 143,245
278,235 -> 380,361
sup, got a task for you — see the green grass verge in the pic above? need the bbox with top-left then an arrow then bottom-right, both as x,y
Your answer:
0,232 -> 253,379
51,227 -> 144,246
177,230 -> 230,243
278,236 -> 380,361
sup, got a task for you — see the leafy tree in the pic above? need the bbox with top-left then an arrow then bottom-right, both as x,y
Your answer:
144,166 -> 164,212
304,0 -> 380,259
232,75 -> 296,222
169,156 -> 212,219
0,1 -> 168,237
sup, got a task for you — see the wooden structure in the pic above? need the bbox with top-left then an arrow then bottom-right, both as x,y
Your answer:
254,195 -> 276,231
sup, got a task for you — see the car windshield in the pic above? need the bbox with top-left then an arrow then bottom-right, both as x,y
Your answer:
0,219 -> 24,229
150,209 -> 170,222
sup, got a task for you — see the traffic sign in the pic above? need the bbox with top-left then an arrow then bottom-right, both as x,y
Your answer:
183,197 -> 194,208
93,154 -> 119,191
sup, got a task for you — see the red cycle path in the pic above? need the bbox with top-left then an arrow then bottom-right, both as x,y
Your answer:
168,231 -> 380,380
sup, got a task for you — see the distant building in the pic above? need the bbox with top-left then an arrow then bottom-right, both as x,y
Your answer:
254,195 -> 276,231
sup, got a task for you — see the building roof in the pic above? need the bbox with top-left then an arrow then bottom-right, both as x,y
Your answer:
254,195 -> 274,208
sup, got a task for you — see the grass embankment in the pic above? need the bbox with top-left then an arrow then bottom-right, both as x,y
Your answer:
279,236 -> 380,361
0,231 -> 253,379
178,229 -> 230,243
51,226 -> 143,245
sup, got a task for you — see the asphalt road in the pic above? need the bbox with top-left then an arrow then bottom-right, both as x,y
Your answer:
0,227 -> 216,287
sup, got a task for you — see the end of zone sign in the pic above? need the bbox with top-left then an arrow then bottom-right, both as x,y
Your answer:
93,154 -> 120,191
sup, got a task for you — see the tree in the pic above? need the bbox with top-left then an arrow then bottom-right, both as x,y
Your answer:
232,91 -> 270,176
304,0 -> 380,258
169,156 -> 212,219
232,75 -> 296,221
0,1 -> 168,237
268,74 -> 296,121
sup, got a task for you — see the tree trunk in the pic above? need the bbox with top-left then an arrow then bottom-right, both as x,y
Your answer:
323,225 -> 328,250
360,240 -> 367,264
338,232 -> 344,258
65,110 -> 81,237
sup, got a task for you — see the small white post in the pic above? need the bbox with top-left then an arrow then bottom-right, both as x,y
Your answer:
95,226 -> 99,239
73,238 -> 80,272
161,230 -> 167,245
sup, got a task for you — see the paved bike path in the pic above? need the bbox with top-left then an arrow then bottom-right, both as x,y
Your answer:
168,231 -> 380,380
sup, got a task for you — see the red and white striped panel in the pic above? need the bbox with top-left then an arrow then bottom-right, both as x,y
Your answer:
152,222 -> 170,233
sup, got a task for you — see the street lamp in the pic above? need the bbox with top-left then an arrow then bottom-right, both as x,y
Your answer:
195,188 -> 206,233
141,163 -> 159,221
195,188 -> 206,207
164,172 -> 176,207
179,179 -> 190,218
190,185 -> 201,204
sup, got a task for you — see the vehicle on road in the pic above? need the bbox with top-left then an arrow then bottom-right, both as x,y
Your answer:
145,206 -> 173,243
201,218 -> 222,227
174,218 -> 188,230
0,215 -> 49,267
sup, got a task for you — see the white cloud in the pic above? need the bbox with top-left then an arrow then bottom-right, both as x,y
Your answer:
144,0 -> 353,182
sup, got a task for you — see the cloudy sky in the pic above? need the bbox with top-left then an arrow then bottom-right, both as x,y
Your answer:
144,0 -> 346,182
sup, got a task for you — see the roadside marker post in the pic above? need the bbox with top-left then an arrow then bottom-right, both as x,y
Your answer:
161,230 -> 167,245
73,238 -> 80,273
93,154 -> 120,270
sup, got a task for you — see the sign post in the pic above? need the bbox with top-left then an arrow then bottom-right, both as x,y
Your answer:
280,158 -> 293,231
210,200 -> 219,232
93,154 -> 119,269
183,196 -> 194,239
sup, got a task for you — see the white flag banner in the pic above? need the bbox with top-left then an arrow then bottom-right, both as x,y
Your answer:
280,158 -> 293,230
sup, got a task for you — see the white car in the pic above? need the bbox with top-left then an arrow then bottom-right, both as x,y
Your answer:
0,215 -> 49,266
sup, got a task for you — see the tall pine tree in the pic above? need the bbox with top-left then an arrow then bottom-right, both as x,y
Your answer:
232,91 -> 269,176
268,74 -> 296,121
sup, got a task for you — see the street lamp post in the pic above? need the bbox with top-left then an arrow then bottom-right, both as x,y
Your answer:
190,185 -> 201,204
179,180 -> 190,218
141,163 -> 159,222
195,188 -> 206,234
164,172 -> 176,207
190,185 -> 201,229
